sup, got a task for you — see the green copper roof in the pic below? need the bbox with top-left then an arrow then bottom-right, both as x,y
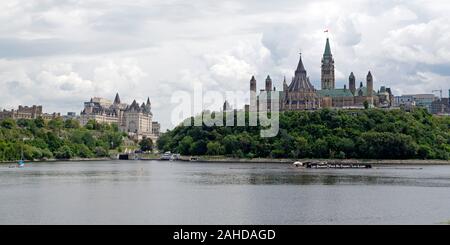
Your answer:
324,38 -> 332,56
317,88 -> 353,97
355,87 -> 378,96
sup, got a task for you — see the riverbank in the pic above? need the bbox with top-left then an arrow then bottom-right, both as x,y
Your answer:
2,156 -> 450,165
0,157 -> 112,164
173,156 -> 450,165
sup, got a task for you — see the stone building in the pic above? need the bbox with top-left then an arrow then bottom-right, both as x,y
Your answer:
80,93 -> 160,141
316,38 -> 394,109
321,38 -> 335,90
282,55 -> 320,110
247,37 -> 395,112
0,105 -> 60,120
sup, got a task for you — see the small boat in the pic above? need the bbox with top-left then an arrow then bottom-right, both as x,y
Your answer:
170,154 -> 180,161
189,157 -> 199,162
18,143 -> 25,168
293,161 -> 304,167
160,152 -> 172,160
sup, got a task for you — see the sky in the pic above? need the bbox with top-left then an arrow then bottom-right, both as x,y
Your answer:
1,0 -> 449,130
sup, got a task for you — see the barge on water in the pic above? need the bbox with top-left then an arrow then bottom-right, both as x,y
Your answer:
294,161 -> 372,169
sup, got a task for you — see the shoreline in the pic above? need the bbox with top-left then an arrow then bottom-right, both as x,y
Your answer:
173,157 -> 450,165
2,157 -> 450,165
0,157 -> 112,164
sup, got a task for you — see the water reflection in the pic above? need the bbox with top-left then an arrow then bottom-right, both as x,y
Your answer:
184,167 -> 450,187
2,161 -> 450,225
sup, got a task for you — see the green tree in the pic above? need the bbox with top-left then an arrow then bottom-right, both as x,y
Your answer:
48,118 -> 64,130
1,118 -> 16,129
363,101 -> 369,109
64,119 -> 80,129
178,136 -> 194,155
139,138 -> 154,152
206,141 -> 225,155
34,117 -> 45,128
54,145 -> 74,159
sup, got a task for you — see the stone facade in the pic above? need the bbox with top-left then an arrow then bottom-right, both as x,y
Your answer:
0,105 -> 60,120
80,93 -> 160,141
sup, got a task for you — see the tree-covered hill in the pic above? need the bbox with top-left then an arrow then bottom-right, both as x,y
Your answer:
0,117 -> 125,161
157,108 -> 450,160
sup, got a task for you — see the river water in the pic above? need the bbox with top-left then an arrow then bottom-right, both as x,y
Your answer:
1,160 -> 450,225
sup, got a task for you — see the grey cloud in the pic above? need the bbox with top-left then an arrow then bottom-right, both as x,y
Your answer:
0,37 -> 152,58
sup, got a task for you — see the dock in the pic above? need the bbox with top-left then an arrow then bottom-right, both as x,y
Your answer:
305,162 -> 372,169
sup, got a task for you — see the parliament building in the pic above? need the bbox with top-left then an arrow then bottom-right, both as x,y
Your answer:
250,38 -> 394,111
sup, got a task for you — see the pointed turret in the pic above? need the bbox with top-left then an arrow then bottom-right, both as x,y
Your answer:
250,75 -> 256,92
324,38 -> 332,56
295,54 -> 307,76
146,97 -> 151,106
114,93 -> 121,104
366,71 -> 373,98
265,75 -> 272,91
349,72 -> 356,95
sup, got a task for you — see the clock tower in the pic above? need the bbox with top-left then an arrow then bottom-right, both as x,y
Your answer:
321,38 -> 335,90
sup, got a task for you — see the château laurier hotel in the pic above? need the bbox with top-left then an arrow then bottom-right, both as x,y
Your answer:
80,93 -> 161,141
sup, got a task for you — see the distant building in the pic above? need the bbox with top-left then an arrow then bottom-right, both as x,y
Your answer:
395,94 -> 437,112
80,93 -> 160,141
63,112 -> 78,121
0,105 -> 60,120
152,121 -> 161,136
431,98 -> 450,115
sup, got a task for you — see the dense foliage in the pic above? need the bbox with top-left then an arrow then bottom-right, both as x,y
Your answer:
157,108 -> 450,160
139,137 -> 154,152
0,117 -> 125,161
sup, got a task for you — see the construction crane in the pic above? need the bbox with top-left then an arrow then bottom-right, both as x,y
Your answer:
432,89 -> 442,99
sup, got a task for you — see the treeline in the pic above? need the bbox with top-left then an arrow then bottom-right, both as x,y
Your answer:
157,108 -> 450,160
0,117 -> 125,161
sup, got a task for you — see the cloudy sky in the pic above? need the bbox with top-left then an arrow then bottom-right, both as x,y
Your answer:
1,0 -> 449,130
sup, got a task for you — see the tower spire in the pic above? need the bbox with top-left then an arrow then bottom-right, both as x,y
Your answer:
324,38 -> 332,56
321,38 -> 335,89
295,53 -> 307,76
114,92 -> 121,104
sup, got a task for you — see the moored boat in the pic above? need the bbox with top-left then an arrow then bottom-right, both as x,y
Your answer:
160,151 -> 172,160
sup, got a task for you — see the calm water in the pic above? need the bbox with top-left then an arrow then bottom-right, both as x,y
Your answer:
1,160 -> 450,225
